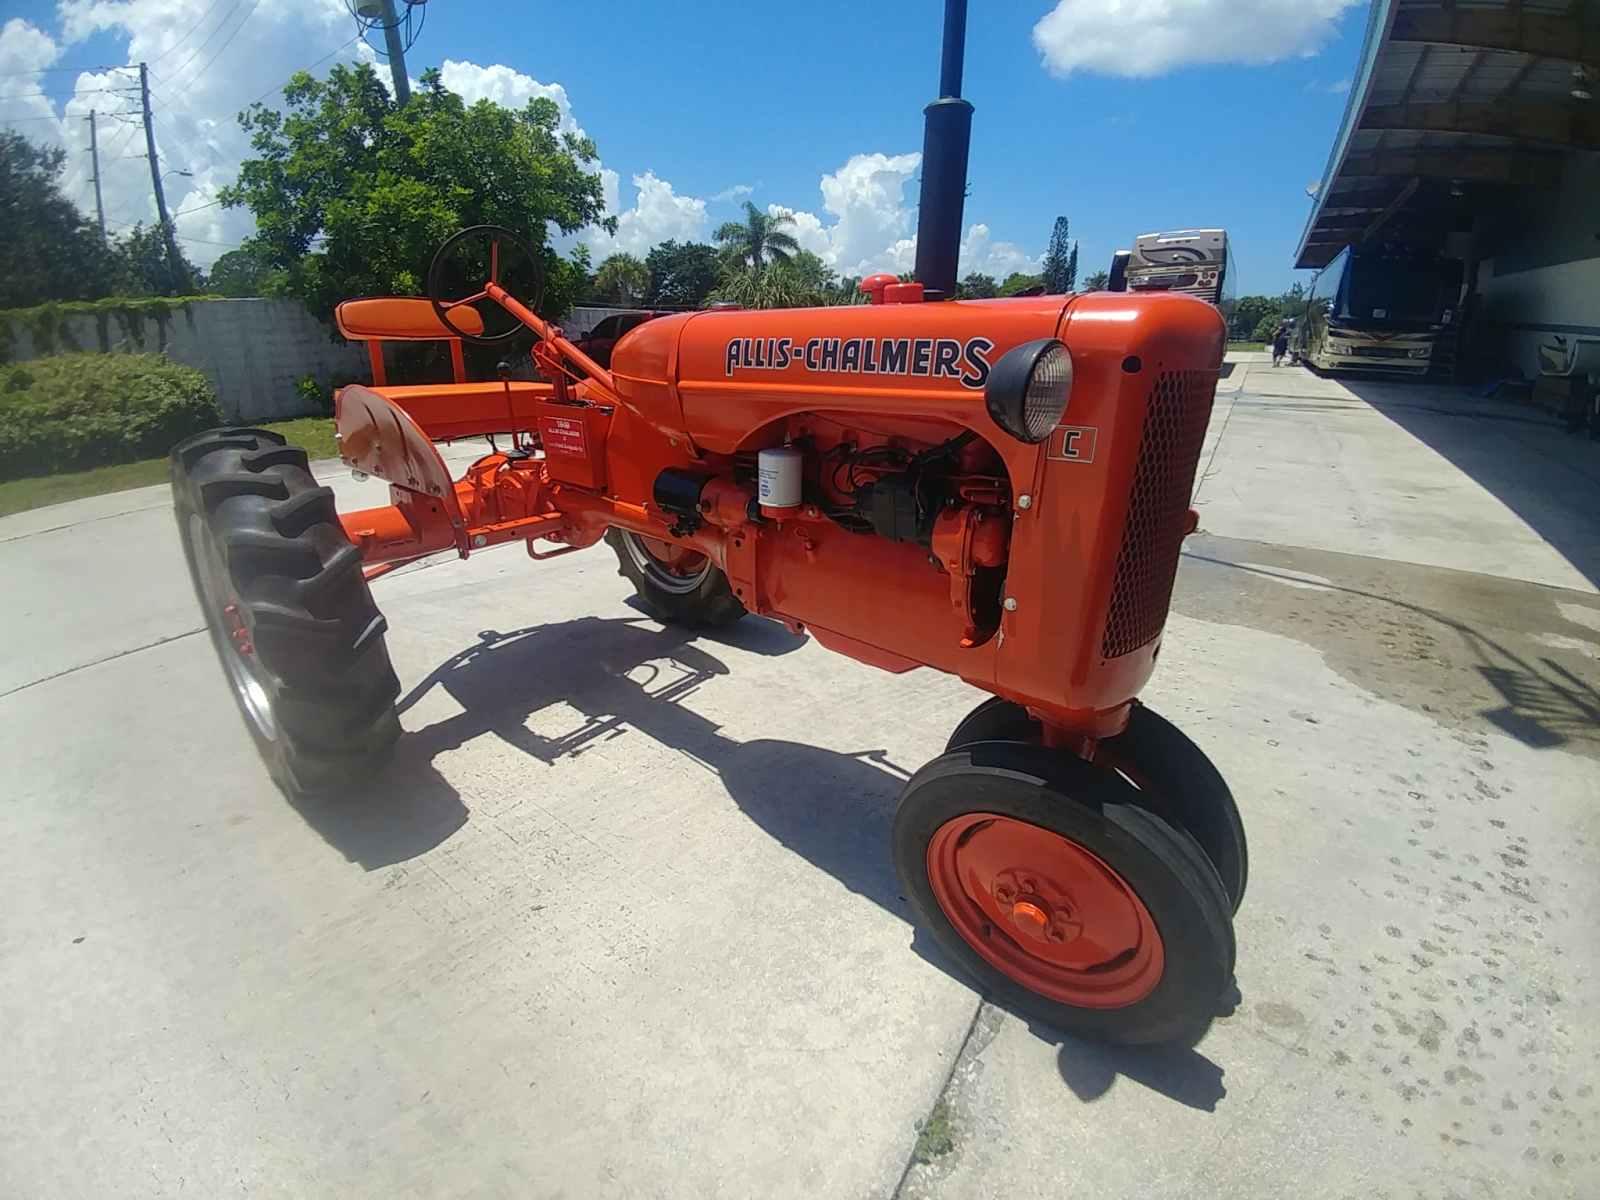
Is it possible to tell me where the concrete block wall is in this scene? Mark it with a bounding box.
[4,298,371,423]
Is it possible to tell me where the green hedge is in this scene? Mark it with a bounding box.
[0,353,222,481]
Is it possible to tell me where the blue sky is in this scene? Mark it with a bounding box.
[1,1,1369,295]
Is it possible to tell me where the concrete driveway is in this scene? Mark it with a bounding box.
[3,362,1598,1199]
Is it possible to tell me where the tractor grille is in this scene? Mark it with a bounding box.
[1100,370,1214,659]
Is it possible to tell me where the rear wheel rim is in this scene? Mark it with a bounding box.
[619,531,713,595]
[926,813,1164,1008]
[190,513,278,742]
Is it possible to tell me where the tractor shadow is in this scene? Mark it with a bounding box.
[309,613,1231,1111]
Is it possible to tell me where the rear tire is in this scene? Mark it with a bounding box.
[606,528,746,628]
[894,743,1234,1046]
[171,427,401,795]
[945,697,1247,913]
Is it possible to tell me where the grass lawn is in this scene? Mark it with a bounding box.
[0,416,341,519]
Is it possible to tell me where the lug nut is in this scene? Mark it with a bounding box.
[1010,901,1049,939]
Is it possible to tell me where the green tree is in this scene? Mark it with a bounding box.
[0,131,121,307]
[1231,295,1283,340]
[1252,314,1286,343]
[1041,216,1079,294]
[1082,269,1109,290]
[714,200,799,272]
[112,222,204,297]
[644,240,721,307]
[222,63,611,322]
[206,241,285,297]
[592,252,649,305]
[777,249,835,292]
[957,272,999,299]
[999,271,1044,296]
[710,251,860,309]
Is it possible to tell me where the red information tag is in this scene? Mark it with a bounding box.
[540,415,587,457]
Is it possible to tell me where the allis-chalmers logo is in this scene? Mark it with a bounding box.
[724,336,995,389]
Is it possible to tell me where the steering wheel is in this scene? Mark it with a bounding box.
[427,224,546,345]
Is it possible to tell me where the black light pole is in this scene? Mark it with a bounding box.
[913,0,973,300]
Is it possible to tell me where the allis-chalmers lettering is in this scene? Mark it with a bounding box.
[724,335,995,388]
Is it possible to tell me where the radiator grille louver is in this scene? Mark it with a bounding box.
[1101,370,1214,659]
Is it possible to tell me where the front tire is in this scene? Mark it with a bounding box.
[946,697,1247,912]
[606,528,746,627]
[171,427,401,795]
[894,744,1234,1046]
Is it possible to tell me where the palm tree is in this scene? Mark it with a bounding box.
[592,253,649,305]
[714,201,800,272]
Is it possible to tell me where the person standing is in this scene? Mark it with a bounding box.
[1271,322,1291,367]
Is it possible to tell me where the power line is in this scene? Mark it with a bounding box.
[147,0,233,68]
[172,198,224,217]
[165,0,263,93]
[102,110,147,158]
[0,64,135,78]
[161,0,250,85]
[0,86,141,100]
[244,34,363,108]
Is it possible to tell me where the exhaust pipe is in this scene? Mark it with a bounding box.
[913,0,973,301]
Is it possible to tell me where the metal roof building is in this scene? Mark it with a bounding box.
[1296,0,1599,379]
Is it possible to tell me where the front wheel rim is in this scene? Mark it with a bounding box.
[619,531,713,595]
[190,514,278,742]
[926,813,1164,1008]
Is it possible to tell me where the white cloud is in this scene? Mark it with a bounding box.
[1329,77,1352,94]
[768,153,1039,281]
[3,3,363,266]
[0,18,68,140]
[437,59,585,138]
[767,151,921,277]
[582,171,707,260]
[959,224,1041,280]
[2,12,1042,283]
[1033,0,1363,78]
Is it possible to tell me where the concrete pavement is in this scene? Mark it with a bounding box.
[3,361,1598,1198]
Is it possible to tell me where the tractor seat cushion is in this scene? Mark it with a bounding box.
[335,297,485,341]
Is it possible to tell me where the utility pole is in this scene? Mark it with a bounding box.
[86,109,106,243]
[138,61,190,293]
[377,0,411,105]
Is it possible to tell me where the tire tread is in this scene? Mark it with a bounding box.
[172,427,399,793]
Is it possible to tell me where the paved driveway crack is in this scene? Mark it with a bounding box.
[0,628,205,701]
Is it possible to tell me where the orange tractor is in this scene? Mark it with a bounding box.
[172,2,1243,1045]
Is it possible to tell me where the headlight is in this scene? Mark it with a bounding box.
[1329,344,1349,355]
[1409,348,1429,359]
[985,338,1073,443]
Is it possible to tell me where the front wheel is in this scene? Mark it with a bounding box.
[606,528,746,627]
[946,697,1247,913]
[894,744,1234,1045]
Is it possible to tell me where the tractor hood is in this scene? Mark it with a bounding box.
[607,296,1075,455]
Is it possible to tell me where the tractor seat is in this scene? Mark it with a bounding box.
[335,297,483,341]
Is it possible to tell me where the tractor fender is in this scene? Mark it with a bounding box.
[334,384,467,539]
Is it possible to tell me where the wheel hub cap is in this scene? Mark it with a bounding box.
[926,813,1164,1008]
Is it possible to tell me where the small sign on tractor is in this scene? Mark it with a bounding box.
[171,0,1244,1046]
